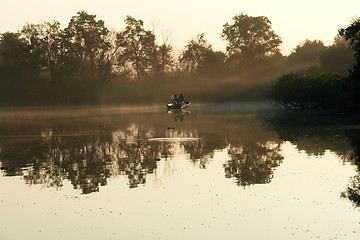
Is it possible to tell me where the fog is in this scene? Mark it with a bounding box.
[0,12,356,106]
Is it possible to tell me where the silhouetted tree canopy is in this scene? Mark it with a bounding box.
[269,18,360,112]
[339,17,360,95]
[0,32,35,79]
[0,32,45,104]
[269,73,350,109]
[21,21,62,83]
[319,36,355,73]
[153,43,174,77]
[0,11,359,106]
[339,17,360,72]
[62,11,111,81]
[116,16,157,79]
[287,40,326,74]
[180,33,225,74]
[221,13,282,61]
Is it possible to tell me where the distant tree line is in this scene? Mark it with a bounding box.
[0,11,356,106]
[269,17,360,111]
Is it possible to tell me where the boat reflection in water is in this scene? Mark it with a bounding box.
[167,108,191,122]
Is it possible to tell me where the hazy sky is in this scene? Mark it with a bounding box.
[1,0,359,54]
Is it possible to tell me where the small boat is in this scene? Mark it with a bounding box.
[166,101,191,109]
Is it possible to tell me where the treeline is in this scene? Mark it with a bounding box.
[269,18,360,111]
[0,11,356,106]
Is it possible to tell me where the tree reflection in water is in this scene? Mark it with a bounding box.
[267,111,360,207]
[182,141,211,169]
[0,123,206,193]
[1,106,359,201]
[224,142,283,186]
[342,136,360,207]
[24,130,115,194]
[110,124,158,188]
[0,106,287,193]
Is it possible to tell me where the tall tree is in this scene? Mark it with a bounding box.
[221,13,282,62]
[21,21,62,84]
[152,43,174,77]
[180,33,224,73]
[62,11,110,81]
[339,17,360,108]
[0,32,37,82]
[116,16,156,79]
[339,17,360,74]
[0,32,44,104]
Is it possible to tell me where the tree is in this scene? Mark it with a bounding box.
[147,26,175,77]
[62,11,111,81]
[221,13,282,62]
[0,32,45,104]
[0,32,37,82]
[152,43,174,77]
[339,17,360,74]
[180,33,224,73]
[287,39,326,74]
[200,50,226,74]
[319,36,355,73]
[269,73,349,109]
[116,16,157,79]
[21,21,62,83]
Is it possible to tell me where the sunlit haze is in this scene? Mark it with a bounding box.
[1,0,359,54]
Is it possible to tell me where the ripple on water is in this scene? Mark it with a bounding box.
[148,137,201,142]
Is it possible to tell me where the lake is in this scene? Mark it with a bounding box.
[0,103,359,240]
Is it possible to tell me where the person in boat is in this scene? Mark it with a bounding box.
[172,94,179,104]
[179,93,185,103]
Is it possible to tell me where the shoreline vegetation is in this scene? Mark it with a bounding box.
[0,12,359,110]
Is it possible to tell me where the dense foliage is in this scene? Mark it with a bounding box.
[269,73,352,109]
[221,13,282,59]
[0,11,357,106]
[269,17,360,111]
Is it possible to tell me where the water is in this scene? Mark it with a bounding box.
[0,103,359,240]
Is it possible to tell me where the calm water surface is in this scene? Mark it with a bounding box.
[0,103,359,240]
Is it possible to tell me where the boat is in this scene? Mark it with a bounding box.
[166,101,191,109]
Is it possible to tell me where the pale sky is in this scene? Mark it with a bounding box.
[0,0,359,54]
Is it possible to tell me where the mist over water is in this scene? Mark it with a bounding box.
[0,103,359,239]
[0,8,360,240]
[0,12,356,107]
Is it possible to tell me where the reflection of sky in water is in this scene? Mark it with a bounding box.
[0,105,359,239]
